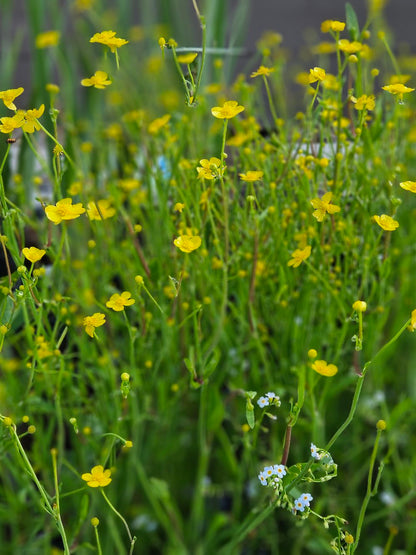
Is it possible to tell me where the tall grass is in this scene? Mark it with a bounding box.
[1,1,416,553]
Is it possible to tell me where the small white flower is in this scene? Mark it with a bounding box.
[294,498,305,512]
[258,472,267,485]
[310,443,321,460]
[263,465,274,478]
[266,391,281,406]
[300,493,313,507]
[273,464,287,478]
[257,396,270,408]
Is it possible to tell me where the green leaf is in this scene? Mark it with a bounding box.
[246,400,255,429]
[203,350,220,379]
[346,2,360,41]
[149,477,170,501]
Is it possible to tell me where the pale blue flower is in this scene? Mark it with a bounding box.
[257,396,269,408]
[300,493,313,507]
[258,471,267,486]
[273,464,287,478]
[310,443,321,460]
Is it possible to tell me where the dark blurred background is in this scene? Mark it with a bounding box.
[2,0,415,94]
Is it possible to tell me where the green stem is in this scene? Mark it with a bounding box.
[263,75,279,128]
[326,317,411,451]
[2,419,70,554]
[100,488,136,551]
[352,428,384,553]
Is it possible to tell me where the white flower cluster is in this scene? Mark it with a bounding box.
[293,493,313,512]
[257,391,281,408]
[310,442,321,460]
[258,464,287,488]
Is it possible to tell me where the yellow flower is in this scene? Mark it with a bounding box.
[312,360,338,377]
[308,67,326,83]
[382,83,414,101]
[174,202,185,212]
[373,214,399,231]
[148,114,170,134]
[90,30,129,53]
[311,192,341,222]
[239,170,263,182]
[338,40,363,54]
[197,158,222,180]
[411,309,416,330]
[287,245,312,268]
[177,52,198,64]
[351,94,375,111]
[46,83,60,94]
[35,31,60,49]
[21,105,45,133]
[74,0,95,12]
[87,200,116,220]
[250,65,275,78]
[174,235,202,253]
[0,112,25,134]
[321,20,345,33]
[22,247,46,263]
[211,100,245,119]
[400,180,416,193]
[81,465,112,487]
[352,300,367,312]
[83,313,106,337]
[45,198,85,224]
[81,71,112,89]
[106,291,135,311]
[0,87,24,110]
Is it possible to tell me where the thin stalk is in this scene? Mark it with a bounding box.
[2,419,70,554]
[351,428,385,553]
[100,488,136,553]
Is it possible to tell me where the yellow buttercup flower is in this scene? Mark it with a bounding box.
[287,245,312,268]
[90,30,128,53]
[177,52,198,64]
[81,71,112,89]
[81,465,112,487]
[400,180,416,193]
[0,112,25,134]
[411,309,416,330]
[373,214,399,231]
[311,192,341,222]
[338,39,363,54]
[351,94,375,111]
[352,300,367,312]
[197,158,222,180]
[211,100,245,119]
[148,114,170,134]
[174,235,202,253]
[21,105,45,133]
[0,87,24,110]
[174,203,185,212]
[308,67,326,84]
[87,200,116,220]
[312,360,338,377]
[382,83,414,102]
[250,65,275,78]
[45,198,86,224]
[35,31,60,49]
[83,313,106,337]
[239,171,264,182]
[106,291,135,311]
[22,247,46,264]
[321,20,345,33]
